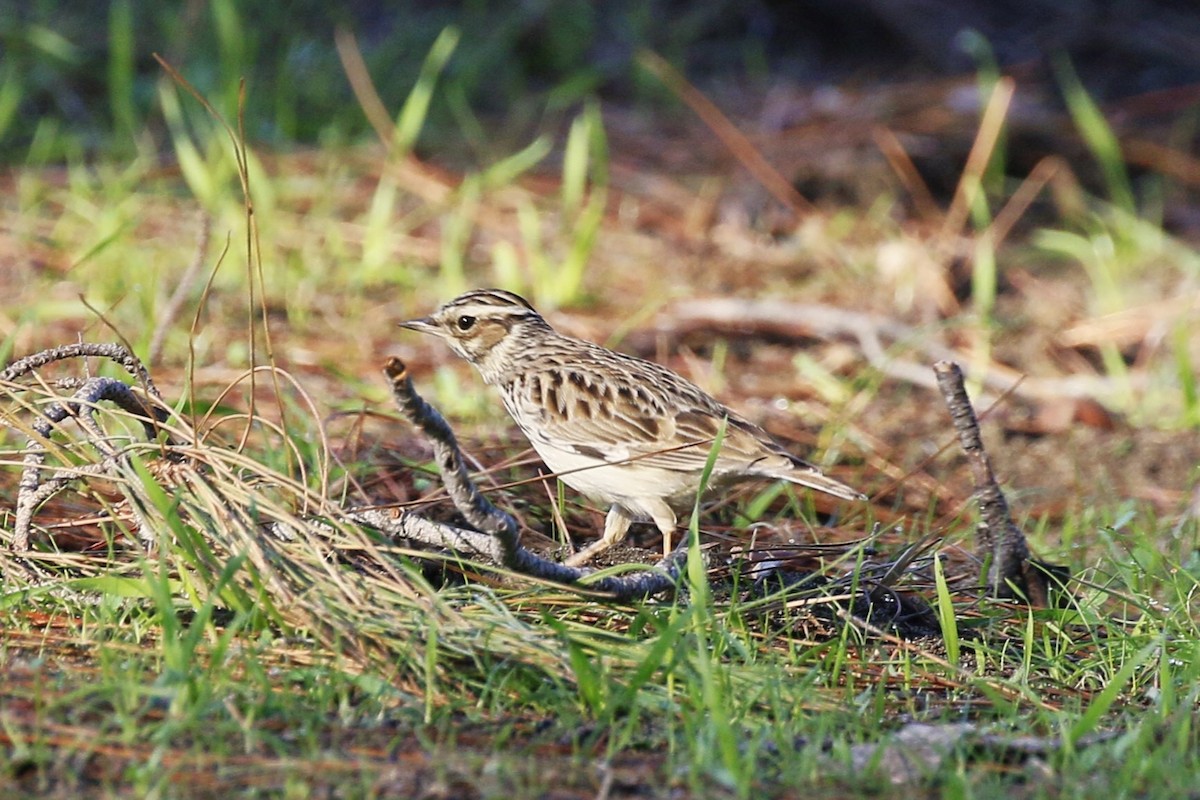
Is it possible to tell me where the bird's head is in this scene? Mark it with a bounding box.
[399,288,550,380]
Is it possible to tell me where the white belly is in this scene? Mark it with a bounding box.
[531,440,701,514]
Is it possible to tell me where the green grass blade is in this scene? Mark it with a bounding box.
[933,555,960,667]
[394,26,461,157]
[1069,638,1161,743]
[107,0,137,146]
[1055,55,1135,214]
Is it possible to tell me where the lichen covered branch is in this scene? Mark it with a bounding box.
[2,342,165,399]
[384,358,691,598]
[10,370,173,552]
[0,343,692,599]
[933,360,1061,603]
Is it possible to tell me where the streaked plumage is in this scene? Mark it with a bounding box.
[400,289,864,565]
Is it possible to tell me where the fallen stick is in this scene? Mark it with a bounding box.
[665,298,1140,403]
[383,357,694,599]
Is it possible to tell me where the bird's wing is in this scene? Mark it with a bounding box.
[514,355,785,473]
[507,344,864,501]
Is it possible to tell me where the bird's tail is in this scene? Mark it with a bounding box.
[780,465,866,502]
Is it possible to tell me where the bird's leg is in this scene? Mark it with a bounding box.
[646,502,678,558]
[564,505,633,567]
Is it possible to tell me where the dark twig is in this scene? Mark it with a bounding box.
[384,358,692,598]
[340,508,510,563]
[933,360,1062,603]
[2,343,690,598]
[11,376,172,552]
[4,344,176,558]
[2,343,163,399]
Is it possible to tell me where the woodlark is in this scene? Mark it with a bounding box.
[400,289,864,566]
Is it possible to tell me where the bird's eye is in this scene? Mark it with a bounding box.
[456,315,476,331]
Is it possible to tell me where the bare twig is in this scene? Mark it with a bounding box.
[665,297,1139,403]
[10,376,171,552]
[2,342,693,599]
[384,358,694,598]
[933,360,1061,603]
[2,342,164,400]
[4,344,176,557]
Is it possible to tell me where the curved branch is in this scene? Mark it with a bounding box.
[384,358,693,598]
[2,342,165,402]
[12,376,171,552]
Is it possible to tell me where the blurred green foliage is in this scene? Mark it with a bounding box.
[0,0,758,163]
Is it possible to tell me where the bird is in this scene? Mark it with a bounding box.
[399,289,864,566]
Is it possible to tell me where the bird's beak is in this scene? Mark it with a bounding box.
[398,317,438,335]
